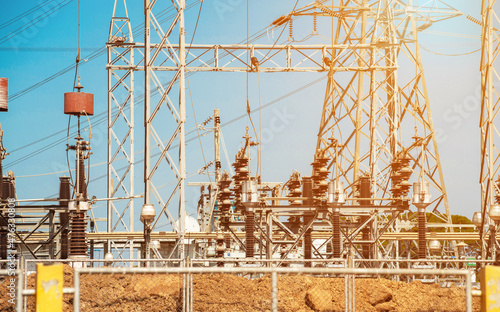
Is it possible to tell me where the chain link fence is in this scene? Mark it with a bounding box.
[70,266,472,312]
[3,259,476,311]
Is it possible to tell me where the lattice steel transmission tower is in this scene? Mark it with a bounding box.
[315,0,460,258]
[480,0,500,260]
[106,0,136,257]
[105,0,462,261]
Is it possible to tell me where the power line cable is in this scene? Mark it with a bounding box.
[15,75,327,179]
[5,6,302,169]
[0,0,56,30]
[0,0,74,46]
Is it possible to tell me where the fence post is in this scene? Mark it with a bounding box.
[465,271,472,312]
[16,270,23,312]
[271,271,278,312]
[73,268,80,312]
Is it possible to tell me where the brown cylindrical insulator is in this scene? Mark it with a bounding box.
[224,233,231,250]
[69,212,87,257]
[418,209,426,259]
[332,210,341,258]
[245,210,254,258]
[77,156,87,199]
[2,177,15,200]
[358,176,372,259]
[359,176,371,205]
[302,177,313,206]
[59,177,71,206]
[59,177,71,259]
[216,234,224,267]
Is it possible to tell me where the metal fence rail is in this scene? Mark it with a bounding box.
[23,258,185,271]
[72,266,473,312]
[189,258,348,267]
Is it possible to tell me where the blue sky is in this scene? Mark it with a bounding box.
[0,0,489,231]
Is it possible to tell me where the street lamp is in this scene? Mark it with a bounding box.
[472,211,483,228]
[104,251,114,266]
[140,204,156,265]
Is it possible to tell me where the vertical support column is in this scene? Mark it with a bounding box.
[359,175,372,259]
[107,0,135,258]
[59,177,70,259]
[178,0,187,261]
[143,0,152,262]
[353,0,368,183]
[129,46,135,260]
[266,212,273,262]
[144,0,151,207]
[271,271,278,312]
[214,109,221,183]
[302,177,313,267]
[48,210,55,259]
[106,42,112,249]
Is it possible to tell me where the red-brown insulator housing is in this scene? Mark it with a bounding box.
[69,212,88,257]
[245,210,255,258]
[332,210,341,258]
[0,78,8,112]
[64,92,94,116]
[418,210,427,259]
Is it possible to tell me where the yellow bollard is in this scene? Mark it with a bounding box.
[36,263,63,312]
[481,265,500,312]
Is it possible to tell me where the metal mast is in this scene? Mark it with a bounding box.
[106,0,135,257]
[144,0,187,258]
[480,0,500,260]
[315,0,460,258]
[104,0,461,261]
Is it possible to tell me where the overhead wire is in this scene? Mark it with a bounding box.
[5,21,291,169]
[187,76,211,183]
[0,0,75,46]
[0,0,56,31]
[19,75,327,184]
[419,44,481,56]
[4,2,202,166]
[260,0,300,64]
[8,1,197,103]
[5,3,305,171]
[185,0,212,184]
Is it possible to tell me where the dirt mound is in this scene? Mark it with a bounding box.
[0,268,481,312]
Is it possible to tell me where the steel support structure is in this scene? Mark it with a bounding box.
[143,0,186,260]
[480,0,500,260]
[106,0,136,260]
[105,0,460,261]
[313,0,460,261]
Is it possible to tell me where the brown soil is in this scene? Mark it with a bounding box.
[0,266,481,312]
